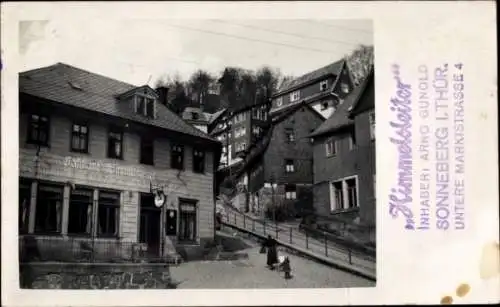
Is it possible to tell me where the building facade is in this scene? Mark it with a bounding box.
[18,63,222,261]
[270,60,354,120]
[240,103,324,217]
[309,69,375,226]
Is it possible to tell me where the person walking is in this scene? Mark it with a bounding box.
[264,235,278,269]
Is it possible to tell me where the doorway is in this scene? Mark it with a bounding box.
[139,193,162,257]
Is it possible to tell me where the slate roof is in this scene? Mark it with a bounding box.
[182,107,210,123]
[19,63,216,142]
[274,59,345,96]
[308,72,370,138]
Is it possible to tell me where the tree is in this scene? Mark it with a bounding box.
[187,69,215,107]
[345,44,374,86]
[155,73,191,115]
[218,67,244,110]
[256,66,281,101]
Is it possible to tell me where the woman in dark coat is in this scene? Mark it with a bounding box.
[264,235,278,269]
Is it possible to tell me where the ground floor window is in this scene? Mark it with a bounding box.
[19,179,31,234]
[19,179,122,236]
[35,183,64,234]
[97,191,120,237]
[68,188,93,235]
[330,176,359,211]
[285,185,297,200]
[178,200,197,243]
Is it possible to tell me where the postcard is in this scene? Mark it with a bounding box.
[1,1,498,306]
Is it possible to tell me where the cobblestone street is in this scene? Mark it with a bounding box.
[170,234,375,289]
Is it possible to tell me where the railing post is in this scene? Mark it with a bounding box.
[263,220,266,235]
[226,212,229,223]
[324,231,328,257]
[348,249,352,264]
[252,219,255,232]
[289,228,292,244]
[275,222,278,239]
[305,231,309,249]
[243,215,246,229]
[234,213,237,225]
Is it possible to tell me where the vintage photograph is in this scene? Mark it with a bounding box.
[18,18,375,289]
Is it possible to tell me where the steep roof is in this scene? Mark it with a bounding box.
[348,67,374,118]
[208,108,227,124]
[308,72,371,138]
[275,59,345,96]
[19,63,216,142]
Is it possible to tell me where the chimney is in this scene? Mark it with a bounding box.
[156,86,169,106]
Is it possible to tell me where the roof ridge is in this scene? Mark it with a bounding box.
[275,59,345,96]
[21,62,139,89]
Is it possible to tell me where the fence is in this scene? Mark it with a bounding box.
[222,210,375,273]
[19,236,177,264]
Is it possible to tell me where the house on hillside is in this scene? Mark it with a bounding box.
[270,59,355,120]
[236,102,324,217]
[181,107,211,133]
[309,68,375,227]
[18,62,222,262]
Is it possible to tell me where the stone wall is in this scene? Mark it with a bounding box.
[20,262,175,289]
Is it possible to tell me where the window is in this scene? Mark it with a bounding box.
[285,185,297,200]
[68,188,93,235]
[27,114,50,146]
[369,111,375,140]
[71,123,89,153]
[236,142,247,152]
[341,83,350,94]
[191,112,199,120]
[136,96,155,118]
[193,148,205,173]
[140,137,155,165]
[107,128,123,159]
[285,128,295,142]
[171,144,184,170]
[136,96,146,115]
[349,133,356,150]
[19,180,31,234]
[178,200,197,242]
[290,91,300,102]
[321,101,330,110]
[97,191,120,237]
[276,97,283,107]
[330,177,359,211]
[346,178,358,208]
[146,98,155,117]
[285,159,295,173]
[320,80,328,91]
[34,184,63,234]
[325,138,337,157]
[331,181,344,211]
[235,127,246,138]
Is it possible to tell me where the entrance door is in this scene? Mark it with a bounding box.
[139,193,162,257]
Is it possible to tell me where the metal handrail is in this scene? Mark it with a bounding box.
[223,210,375,271]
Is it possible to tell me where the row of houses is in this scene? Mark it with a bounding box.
[17,59,375,262]
[206,60,376,228]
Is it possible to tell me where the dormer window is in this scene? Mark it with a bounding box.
[192,112,199,120]
[340,83,350,94]
[320,80,328,91]
[290,91,300,102]
[135,95,155,118]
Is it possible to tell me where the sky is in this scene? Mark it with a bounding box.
[19,19,373,87]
